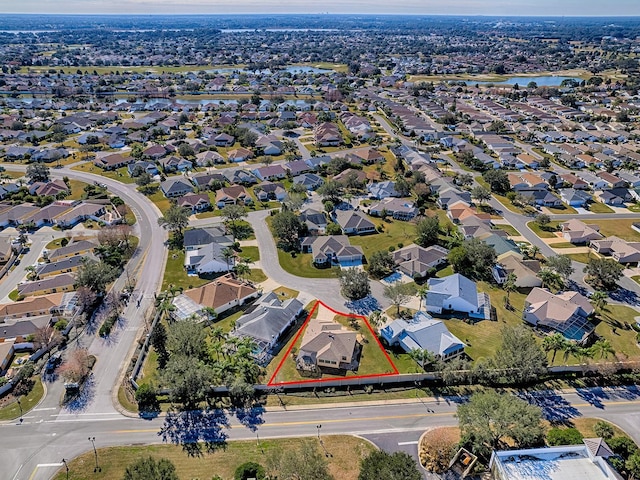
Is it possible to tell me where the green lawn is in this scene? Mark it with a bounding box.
[442,281,528,362]
[161,249,211,291]
[595,305,640,361]
[273,286,299,300]
[246,268,267,284]
[52,436,374,480]
[493,224,520,236]
[566,252,599,264]
[552,242,578,249]
[588,202,614,214]
[586,219,640,242]
[71,162,136,184]
[145,186,172,213]
[0,378,44,421]
[547,205,578,215]
[349,218,417,257]
[527,221,561,239]
[268,306,395,384]
[238,245,260,262]
[436,265,454,278]
[66,179,91,200]
[277,250,338,278]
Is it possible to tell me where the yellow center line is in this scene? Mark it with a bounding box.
[111,411,454,434]
[109,399,640,435]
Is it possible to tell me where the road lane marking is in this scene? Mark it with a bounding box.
[398,441,419,445]
[33,407,56,411]
[111,411,455,434]
[28,464,63,480]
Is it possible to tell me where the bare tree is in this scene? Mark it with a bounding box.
[34,324,63,358]
[59,348,92,383]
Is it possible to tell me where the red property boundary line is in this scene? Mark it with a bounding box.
[267,300,400,387]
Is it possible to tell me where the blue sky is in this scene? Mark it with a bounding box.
[2,0,640,16]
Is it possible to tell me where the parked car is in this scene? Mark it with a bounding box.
[45,354,61,374]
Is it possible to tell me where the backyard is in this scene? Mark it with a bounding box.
[277,250,338,278]
[72,162,137,184]
[161,249,211,291]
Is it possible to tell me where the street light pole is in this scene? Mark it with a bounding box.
[316,424,321,439]
[16,397,23,423]
[88,437,101,472]
[61,458,69,480]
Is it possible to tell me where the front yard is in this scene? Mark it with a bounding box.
[72,162,137,184]
[277,250,338,278]
[162,249,211,291]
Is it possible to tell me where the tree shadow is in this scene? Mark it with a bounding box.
[159,407,230,457]
[609,287,639,307]
[345,296,380,315]
[232,404,265,432]
[517,390,581,423]
[575,388,605,409]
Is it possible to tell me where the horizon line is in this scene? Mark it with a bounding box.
[2,12,640,18]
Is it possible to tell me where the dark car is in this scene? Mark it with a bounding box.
[45,354,61,373]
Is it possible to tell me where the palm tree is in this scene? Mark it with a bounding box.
[563,341,582,363]
[590,291,608,313]
[538,269,563,291]
[543,333,568,363]
[503,272,517,308]
[416,285,429,311]
[529,245,541,260]
[408,348,435,370]
[222,247,236,272]
[234,261,251,282]
[590,339,615,359]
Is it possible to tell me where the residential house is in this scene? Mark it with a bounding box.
[0,292,71,320]
[530,190,562,207]
[523,287,595,342]
[492,252,542,288]
[559,188,592,207]
[183,226,233,251]
[177,193,212,213]
[172,273,259,320]
[0,237,14,263]
[93,153,132,170]
[223,169,258,185]
[127,160,158,177]
[252,164,287,181]
[29,179,69,197]
[425,273,490,320]
[559,173,589,190]
[17,273,75,297]
[0,340,14,375]
[195,150,226,166]
[368,181,401,200]
[159,156,192,173]
[191,172,227,190]
[299,209,328,235]
[143,144,169,160]
[46,240,96,262]
[369,198,418,220]
[256,135,283,155]
[227,147,253,162]
[233,293,304,362]
[301,235,364,267]
[351,147,384,164]
[597,188,631,205]
[334,210,376,235]
[284,160,310,177]
[215,185,252,208]
[437,188,472,210]
[297,314,360,372]
[334,168,367,186]
[314,122,342,146]
[596,171,627,189]
[184,242,235,274]
[392,244,450,278]
[293,173,324,191]
[35,254,92,279]
[212,132,235,147]
[381,311,465,361]
[577,171,608,190]
[55,202,111,229]
[590,236,640,264]
[254,181,287,202]
[561,219,603,244]
[160,177,194,198]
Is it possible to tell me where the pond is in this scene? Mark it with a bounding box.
[206,65,332,75]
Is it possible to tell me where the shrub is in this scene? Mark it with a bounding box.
[234,462,265,480]
[547,427,583,446]
[594,421,615,440]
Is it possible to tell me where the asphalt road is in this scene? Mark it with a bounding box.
[4,386,640,480]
